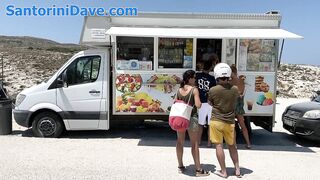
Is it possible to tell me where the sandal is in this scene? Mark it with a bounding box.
[235,172,243,178]
[235,169,243,178]
[178,166,186,174]
[196,169,210,177]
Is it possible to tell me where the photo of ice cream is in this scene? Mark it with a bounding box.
[242,73,275,114]
[256,92,274,106]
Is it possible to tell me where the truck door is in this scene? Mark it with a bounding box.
[57,52,105,130]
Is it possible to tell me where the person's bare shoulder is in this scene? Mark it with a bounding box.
[193,87,200,94]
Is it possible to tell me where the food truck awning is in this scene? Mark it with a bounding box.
[106,27,303,39]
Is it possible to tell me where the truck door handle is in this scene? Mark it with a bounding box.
[89,90,100,94]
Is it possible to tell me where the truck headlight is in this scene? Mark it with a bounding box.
[15,94,26,106]
[303,110,320,119]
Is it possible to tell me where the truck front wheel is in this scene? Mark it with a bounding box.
[32,111,64,138]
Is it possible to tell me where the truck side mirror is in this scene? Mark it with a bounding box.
[56,78,64,88]
[57,71,68,88]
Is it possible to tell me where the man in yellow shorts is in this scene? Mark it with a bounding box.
[208,63,241,178]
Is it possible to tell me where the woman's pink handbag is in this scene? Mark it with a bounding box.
[169,88,194,131]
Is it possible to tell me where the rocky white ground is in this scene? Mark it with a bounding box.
[277,64,320,98]
[0,36,84,99]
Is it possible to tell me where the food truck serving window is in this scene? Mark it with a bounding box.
[238,39,277,72]
[158,38,193,69]
[116,36,154,71]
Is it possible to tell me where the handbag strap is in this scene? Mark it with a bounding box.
[187,87,195,104]
[175,87,195,104]
[174,89,179,100]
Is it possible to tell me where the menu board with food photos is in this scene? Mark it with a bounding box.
[226,39,236,66]
[238,72,275,115]
[239,39,277,72]
[114,73,182,114]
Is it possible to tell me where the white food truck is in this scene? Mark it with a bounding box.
[13,11,302,137]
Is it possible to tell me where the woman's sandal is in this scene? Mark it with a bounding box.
[178,166,186,174]
[235,169,243,178]
[235,173,243,178]
[195,169,210,177]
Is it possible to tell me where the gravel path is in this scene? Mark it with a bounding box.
[1,98,320,180]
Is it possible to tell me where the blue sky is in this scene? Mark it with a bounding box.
[0,0,318,65]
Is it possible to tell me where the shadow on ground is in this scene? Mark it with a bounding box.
[179,164,253,178]
[11,120,320,152]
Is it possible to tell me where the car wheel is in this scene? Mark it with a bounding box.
[32,111,64,138]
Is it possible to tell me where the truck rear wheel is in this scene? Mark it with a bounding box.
[32,111,64,138]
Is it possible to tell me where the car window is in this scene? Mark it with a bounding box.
[65,56,101,86]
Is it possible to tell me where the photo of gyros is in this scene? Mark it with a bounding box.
[146,74,182,93]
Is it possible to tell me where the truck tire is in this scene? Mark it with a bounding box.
[32,111,64,138]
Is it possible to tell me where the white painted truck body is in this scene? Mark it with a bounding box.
[13,12,302,137]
